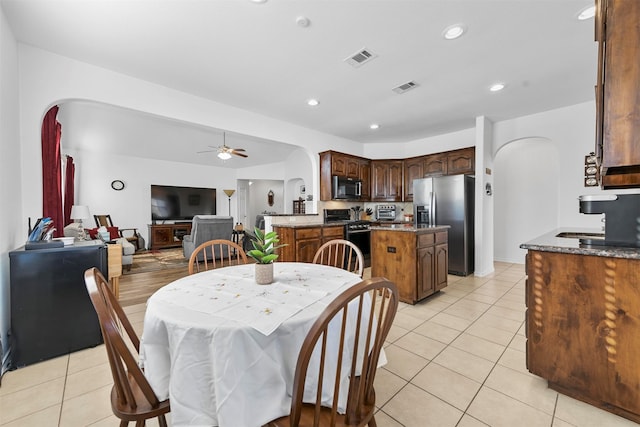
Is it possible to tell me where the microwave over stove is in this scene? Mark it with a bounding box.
[332,176,362,200]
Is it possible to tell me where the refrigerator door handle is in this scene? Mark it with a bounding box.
[431,191,436,225]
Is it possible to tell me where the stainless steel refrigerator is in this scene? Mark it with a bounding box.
[413,175,475,276]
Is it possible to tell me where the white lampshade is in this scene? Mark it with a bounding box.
[70,205,90,220]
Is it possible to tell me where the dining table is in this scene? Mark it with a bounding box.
[139,262,382,427]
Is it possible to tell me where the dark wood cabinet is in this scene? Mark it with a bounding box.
[319,151,370,201]
[424,148,474,177]
[447,148,475,175]
[148,223,192,250]
[274,225,344,263]
[423,153,448,177]
[596,0,640,189]
[371,160,403,201]
[524,249,640,423]
[371,227,448,304]
[320,147,474,202]
[403,157,424,201]
[359,159,371,200]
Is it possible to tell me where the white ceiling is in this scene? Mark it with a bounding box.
[2,0,597,166]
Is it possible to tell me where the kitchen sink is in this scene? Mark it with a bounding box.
[556,231,606,246]
[555,231,605,240]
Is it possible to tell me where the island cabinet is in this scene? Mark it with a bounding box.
[371,160,403,202]
[595,0,640,189]
[371,227,448,304]
[319,151,371,201]
[524,250,640,423]
[274,224,344,263]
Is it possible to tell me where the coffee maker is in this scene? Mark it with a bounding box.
[579,194,640,248]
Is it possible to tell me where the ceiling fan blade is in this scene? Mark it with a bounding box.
[197,150,216,154]
[232,151,248,158]
[232,148,246,152]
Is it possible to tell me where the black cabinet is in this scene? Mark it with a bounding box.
[9,241,106,369]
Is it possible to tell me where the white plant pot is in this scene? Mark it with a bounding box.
[255,263,274,285]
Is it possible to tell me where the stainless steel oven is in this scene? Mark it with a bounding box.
[324,209,371,265]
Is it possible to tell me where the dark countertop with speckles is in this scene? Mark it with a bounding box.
[520,228,640,259]
[370,224,450,233]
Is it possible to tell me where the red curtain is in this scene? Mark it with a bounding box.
[63,155,75,226]
[41,106,63,237]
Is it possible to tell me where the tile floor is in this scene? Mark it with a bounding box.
[1,262,638,426]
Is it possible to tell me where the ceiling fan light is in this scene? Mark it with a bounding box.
[218,151,232,160]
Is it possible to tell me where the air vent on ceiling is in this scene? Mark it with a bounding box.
[392,81,419,94]
[344,48,377,68]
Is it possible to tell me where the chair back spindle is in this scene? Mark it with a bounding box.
[188,239,248,274]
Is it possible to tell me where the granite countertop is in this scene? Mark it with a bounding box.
[520,228,640,259]
[370,224,450,233]
[272,222,343,229]
[266,214,319,217]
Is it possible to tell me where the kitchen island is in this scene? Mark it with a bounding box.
[273,223,344,263]
[520,229,640,423]
[371,224,449,304]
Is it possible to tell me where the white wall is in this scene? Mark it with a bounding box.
[64,148,241,246]
[0,7,22,374]
[16,44,361,238]
[363,128,475,159]
[249,180,284,219]
[493,138,559,263]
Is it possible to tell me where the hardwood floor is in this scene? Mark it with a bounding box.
[118,265,190,307]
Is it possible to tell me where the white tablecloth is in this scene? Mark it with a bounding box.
[140,262,379,427]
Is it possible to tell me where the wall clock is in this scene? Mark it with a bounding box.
[111,180,125,191]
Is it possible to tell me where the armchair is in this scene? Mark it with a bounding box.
[94,214,140,250]
[182,215,234,261]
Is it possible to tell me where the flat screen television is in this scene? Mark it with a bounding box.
[151,185,216,221]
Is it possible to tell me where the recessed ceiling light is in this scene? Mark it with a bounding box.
[577,5,596,20]
[296,16,310,27]
[307,99,319,106]
[489,83,506,92]
[370,123,380,130]
[443,24,466,40]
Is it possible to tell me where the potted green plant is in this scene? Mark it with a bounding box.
[246,228,286,284]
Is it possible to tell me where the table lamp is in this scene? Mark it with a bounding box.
[70,205,90,240]
[223,189,235,216]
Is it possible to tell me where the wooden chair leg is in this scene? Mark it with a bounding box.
[111,277,120,300]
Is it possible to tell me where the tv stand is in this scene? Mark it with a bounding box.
[148,223,192,250]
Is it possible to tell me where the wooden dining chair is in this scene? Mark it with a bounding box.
[313,239,365,277]
[188,238,248,274]
[264,277,398,427]
[83,267,170,426]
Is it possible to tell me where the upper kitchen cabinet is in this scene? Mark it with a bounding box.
[423,147,475,178]
[447,147,475,175]
[319,150,370,201]
[423,153,448,177]
[403,157,424,201]
[372,160,403,201]
[596,0,640,189]
[359,159,371,200]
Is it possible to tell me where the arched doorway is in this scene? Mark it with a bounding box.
[493,137,559,263]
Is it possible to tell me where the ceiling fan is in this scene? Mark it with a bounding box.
[197,132,248,160]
